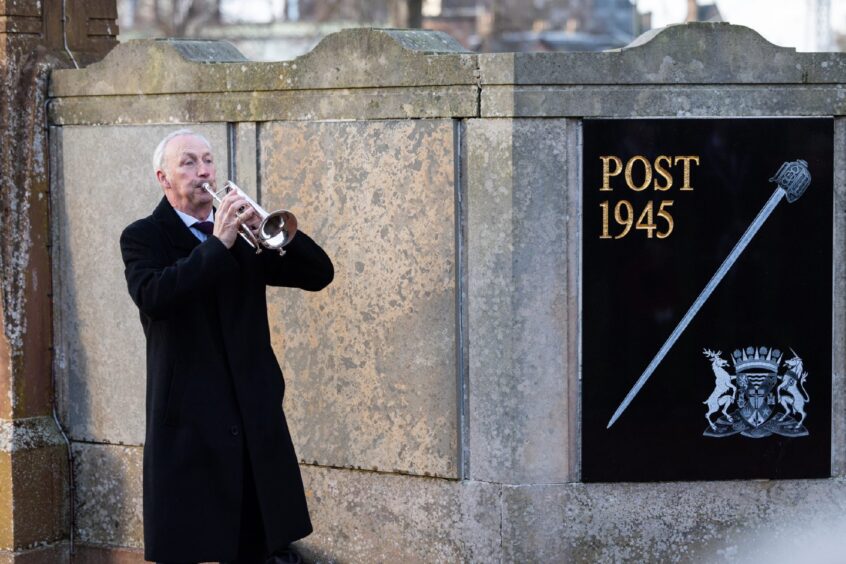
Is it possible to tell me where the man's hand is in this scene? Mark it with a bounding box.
[213,189,258,249]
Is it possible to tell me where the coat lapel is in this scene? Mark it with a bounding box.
[152,196,202,253]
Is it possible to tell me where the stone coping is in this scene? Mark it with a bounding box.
[50,24,846,101]
[49,28,477,98]
[479,22,846,85]
[47,24,846,123]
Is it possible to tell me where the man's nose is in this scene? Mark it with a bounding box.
[198,162,212,177]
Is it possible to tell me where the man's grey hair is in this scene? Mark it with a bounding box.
[152,128,212,178]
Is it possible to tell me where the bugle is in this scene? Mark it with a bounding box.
[201,181,298,256]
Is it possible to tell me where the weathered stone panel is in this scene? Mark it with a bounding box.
[72,443,143,549]
[260,120,459,479]
[466,118,576,484]
[53,124,229,446]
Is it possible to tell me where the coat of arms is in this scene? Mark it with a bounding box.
[702,346,810,438]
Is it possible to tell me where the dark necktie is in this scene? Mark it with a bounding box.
[192,221,214,236]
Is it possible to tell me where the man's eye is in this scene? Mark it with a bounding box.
[183,160,194,166]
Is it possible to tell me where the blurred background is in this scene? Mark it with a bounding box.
[116,0,846,61]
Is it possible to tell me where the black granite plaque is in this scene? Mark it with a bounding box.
[582,118,833,482]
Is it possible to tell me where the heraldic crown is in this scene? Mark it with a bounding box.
[732,346,781,373]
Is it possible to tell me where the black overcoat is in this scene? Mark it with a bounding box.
[120,197,333,562]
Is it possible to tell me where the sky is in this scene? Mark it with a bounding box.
[636,0,846,51]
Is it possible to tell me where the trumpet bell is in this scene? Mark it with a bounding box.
[260,210,298,250]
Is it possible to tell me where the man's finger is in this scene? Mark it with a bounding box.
[219,191,243,215]
[217,193,236,218]
[225,198,246,218]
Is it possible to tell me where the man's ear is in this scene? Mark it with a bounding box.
[156,169,170,190]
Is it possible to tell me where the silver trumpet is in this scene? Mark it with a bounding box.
[201,181,298,255]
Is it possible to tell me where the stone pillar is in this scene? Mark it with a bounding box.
[0,0,117,560]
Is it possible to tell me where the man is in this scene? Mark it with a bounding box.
[120,129,333,563]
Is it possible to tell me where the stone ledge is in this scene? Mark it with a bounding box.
[0,417,65,453]
[501,479,846,562]
[48,85,479,125]
[45,443,846,562]
[481,84,846,117]
[479,22,846,86]
[0,542,144,564]
[0,542,69,564]
[69,444,500,560]
[70,543,144,564]
[49,28,477,98]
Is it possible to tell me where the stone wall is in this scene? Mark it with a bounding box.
[48,24,846,562]
[0,1,118,561]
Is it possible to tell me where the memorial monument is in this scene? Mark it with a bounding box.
[1,14,843,563]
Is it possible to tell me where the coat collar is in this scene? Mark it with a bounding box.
[152,196,203,252]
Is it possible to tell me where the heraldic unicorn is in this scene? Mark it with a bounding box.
[702,346,810,438]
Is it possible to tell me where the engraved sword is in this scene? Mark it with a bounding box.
[607,159,812,429]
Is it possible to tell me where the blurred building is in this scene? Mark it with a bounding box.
[118,0,723,60]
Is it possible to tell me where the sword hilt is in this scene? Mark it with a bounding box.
[770,159,811,203]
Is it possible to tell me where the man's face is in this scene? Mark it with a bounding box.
[157,134,216,218]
